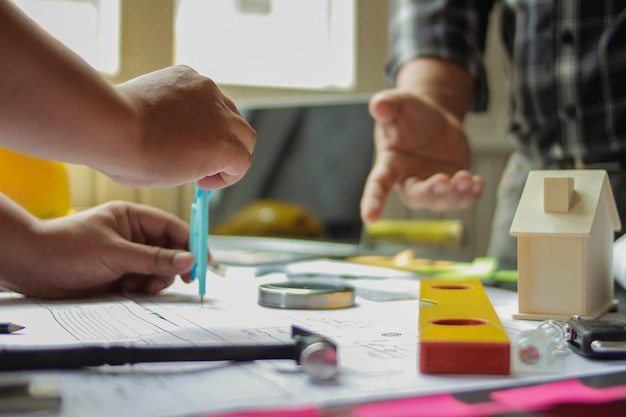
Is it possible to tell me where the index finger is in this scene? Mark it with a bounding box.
[230,114,256,156]
[360,159,396,224]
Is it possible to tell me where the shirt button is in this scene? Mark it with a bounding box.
[561,30,574,44]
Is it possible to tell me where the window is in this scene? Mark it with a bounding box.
[13,0,120,75]
[174,0,355,90]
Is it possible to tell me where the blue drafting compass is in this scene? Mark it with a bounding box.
[190,183,211,304]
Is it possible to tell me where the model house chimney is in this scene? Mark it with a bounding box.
[543,176,574,213]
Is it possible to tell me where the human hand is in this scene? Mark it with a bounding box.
[13,201,195,299]
[108,65,256,189]
[360,90,484,223]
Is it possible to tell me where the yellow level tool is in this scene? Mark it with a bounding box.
[419,278,510,375]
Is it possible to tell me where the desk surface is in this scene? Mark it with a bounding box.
[2,259,626,417]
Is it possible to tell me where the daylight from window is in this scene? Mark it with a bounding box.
[174,0,355,89]
[13,0,120,75]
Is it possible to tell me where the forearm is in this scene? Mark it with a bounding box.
[0,2,140,169]
[396,57,474,123]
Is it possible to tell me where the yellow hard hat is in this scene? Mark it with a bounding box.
[212,199,325,238]
[0,146,73,219]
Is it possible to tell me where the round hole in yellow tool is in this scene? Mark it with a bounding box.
[430,318,490,326]
[428,283,474,290]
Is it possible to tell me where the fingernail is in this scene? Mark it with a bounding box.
[456,181,470,192]
[432,183,448,195]
[173,252,194,271]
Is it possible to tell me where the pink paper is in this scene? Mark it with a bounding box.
[209,379,626,417]
[351,393,507,417]
[491,379,626,409]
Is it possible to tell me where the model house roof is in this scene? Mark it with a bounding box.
[510,170,621,236]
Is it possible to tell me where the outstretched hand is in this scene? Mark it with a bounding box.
[360,90,484,223]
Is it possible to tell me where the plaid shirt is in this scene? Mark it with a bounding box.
[386,0,626,165]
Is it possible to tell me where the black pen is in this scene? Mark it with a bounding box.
[0,322,24,334]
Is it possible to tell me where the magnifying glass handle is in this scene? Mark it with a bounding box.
[0,327,338,381]
[0,344,294,370]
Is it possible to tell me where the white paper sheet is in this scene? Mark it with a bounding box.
[1,259,626,417]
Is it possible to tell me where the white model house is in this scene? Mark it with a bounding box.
[510,170,621,320]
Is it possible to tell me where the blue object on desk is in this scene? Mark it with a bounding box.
[190,184,211,302]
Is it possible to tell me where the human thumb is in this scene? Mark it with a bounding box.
[171,251,196,273]
[368,90,402,124]
[127,244,195,277]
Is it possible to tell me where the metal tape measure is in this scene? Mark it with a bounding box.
[258,282,355,309]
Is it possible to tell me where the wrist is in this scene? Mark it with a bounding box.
[396,57,473,122]
[0,195,43,295]
[88,90,144,185]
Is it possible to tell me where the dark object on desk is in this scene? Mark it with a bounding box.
[565,316,626,359]
[0,374,61,414]
[0,322,24,334]
[0,325,338,381]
